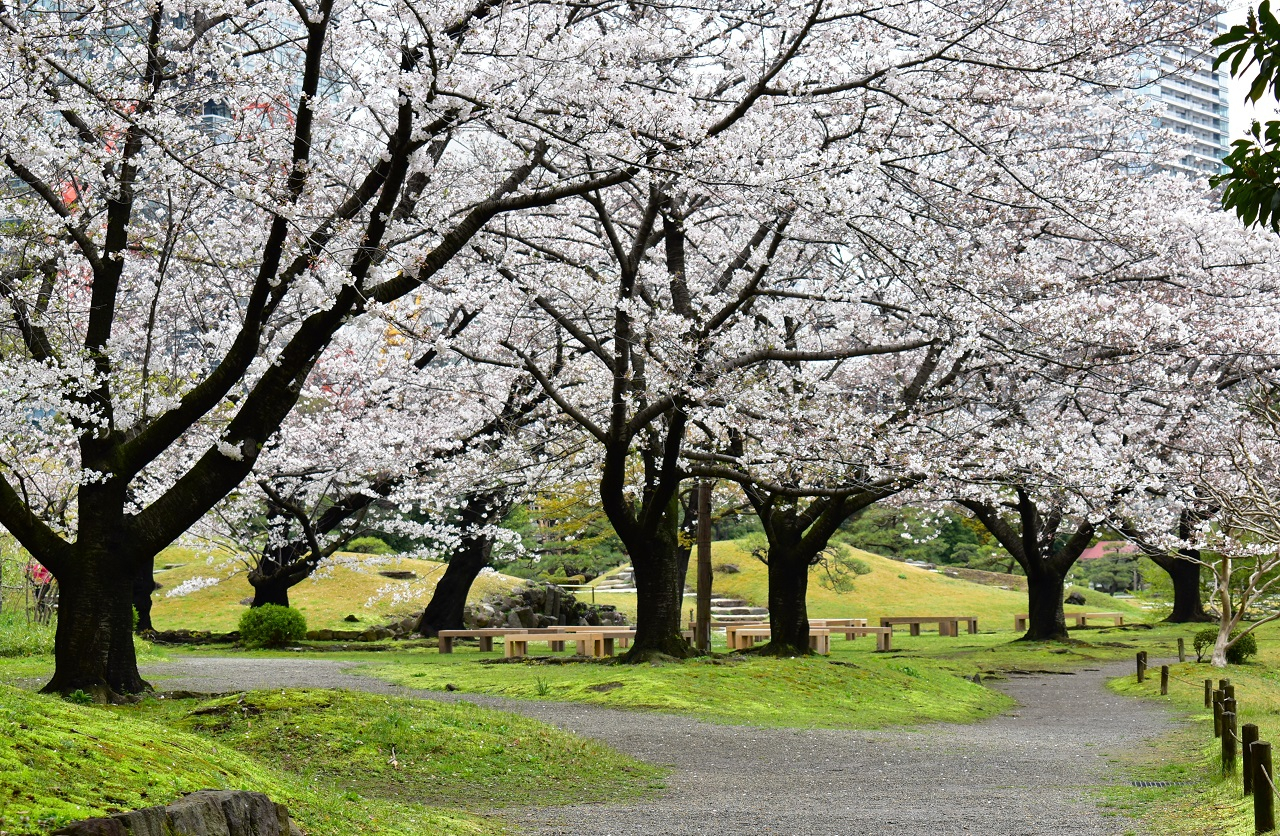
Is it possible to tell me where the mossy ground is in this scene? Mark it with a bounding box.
[0,683,664,836]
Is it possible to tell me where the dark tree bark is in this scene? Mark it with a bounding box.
[1119,513,1212,624]
[131,553,157,633]
[42,483,151,700]
[742,488,891,656]
[622,495,695,659]
[416,491,507,636]
[959,490,1093,642]
[1154,554,1212,623]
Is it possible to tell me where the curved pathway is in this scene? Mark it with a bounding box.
[143,657,1177,835]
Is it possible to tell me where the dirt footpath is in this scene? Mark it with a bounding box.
[144,657,1177,836]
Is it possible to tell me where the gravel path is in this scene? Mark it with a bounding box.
[143,656,1176,835]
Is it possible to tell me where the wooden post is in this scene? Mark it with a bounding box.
[1245,724,1260,796]
[1255,741,1275,833]
[1206,679,1213,708]
[1227,684,1237,702]
[695,480,713,654]
[1214,690,1223,738]
[1161,665,1169,696]
[1223,705,1237,775]
[1178,637,1186,663]
[1137,652,1146,682]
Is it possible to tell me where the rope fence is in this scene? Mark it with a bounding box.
[1135,649,1277,832]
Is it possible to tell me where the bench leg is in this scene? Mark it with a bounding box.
[602,637,615,657]
[968,621,978,634]
[439,637,453,654]
[551,640,566,652]
[504,640,527,659]
[479,637,493,652]
[909,623,921,636]
[876,633,890,652]
[813,636,829,655]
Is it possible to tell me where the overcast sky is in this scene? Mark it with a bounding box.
[1224,2,1278,138]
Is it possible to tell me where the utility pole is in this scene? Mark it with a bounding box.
[696,480,714,653]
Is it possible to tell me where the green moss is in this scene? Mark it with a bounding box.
[361,651,1012,729]
[0,683,663,835]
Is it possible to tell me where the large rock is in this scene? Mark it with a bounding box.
[464,580,629,629]
[53,790,303,836]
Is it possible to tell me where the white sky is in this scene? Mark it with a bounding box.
[1224,2,1280,137]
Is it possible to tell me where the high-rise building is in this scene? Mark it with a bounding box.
[1148,18,1231,176]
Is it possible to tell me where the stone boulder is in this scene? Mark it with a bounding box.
[463,580,628,629]
[1065,591,1087,605]
[53,790,303,836]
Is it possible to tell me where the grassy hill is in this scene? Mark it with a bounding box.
[152,538,1148,634]
[150,547,523,632]
[589,540,1147,631]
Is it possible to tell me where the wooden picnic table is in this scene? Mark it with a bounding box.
[879,616,978,637]
[1014,612,1125,631]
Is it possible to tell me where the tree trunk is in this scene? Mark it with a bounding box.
[249,577,291,608]
[131,553,156,633]
[759,543,811,656]
[1152,554,1212,623]
[416,537,491,636]
[43,546,149,700]
[623,523,697,661]
[1021,562,1069,641]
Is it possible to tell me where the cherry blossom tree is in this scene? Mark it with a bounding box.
[0,0,828,697]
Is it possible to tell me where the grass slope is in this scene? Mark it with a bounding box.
[1105,620,1280,835]
[151,547,522,632]
[678,541,1147,629]
[0,684,663,835]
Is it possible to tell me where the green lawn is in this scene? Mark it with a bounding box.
[590,541,1148,629]
[148,547,524,632]
[1103,620,1280,835]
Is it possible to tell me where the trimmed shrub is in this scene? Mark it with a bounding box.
[1193,627,1259,664]
[346,536,394,555]
[1228,631,1259,665]
[238,604,307,648]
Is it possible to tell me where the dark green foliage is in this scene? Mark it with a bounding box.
[1213,2,1280,230]
[840,506,1014,570]
[815,553,872,593]
[1193,628,1260,664]
[239,604,307,648]
[346,536,394,555]
[1072,555,1139,594]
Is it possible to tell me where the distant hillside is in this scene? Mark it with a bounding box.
[673,541,1145,631]
[149,547,523,632]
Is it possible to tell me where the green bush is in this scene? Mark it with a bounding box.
[1193,627,1259,664]
[238,604,307,648]
[346,536,394,555]
[1229,631,1259,665]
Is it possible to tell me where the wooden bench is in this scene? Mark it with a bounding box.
[809,618,868,628]
[438,628,527,653]
[823,625,893,652]
[879,616,978,637]
[729,627,831,654]
[1014,612,1125,631]
[558,626,634,648]
[504,632,612,658]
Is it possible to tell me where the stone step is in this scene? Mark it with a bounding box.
[709,598,747,607]
[711,606,768,615]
